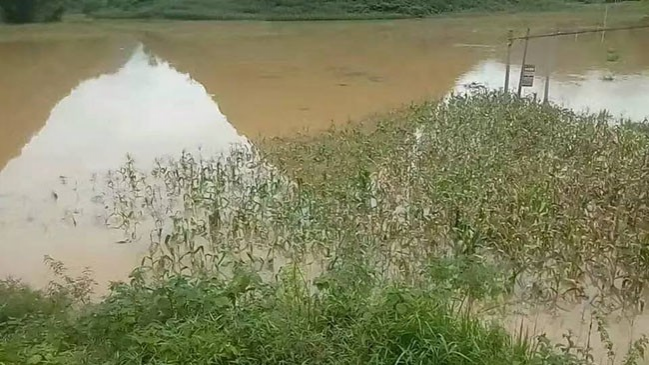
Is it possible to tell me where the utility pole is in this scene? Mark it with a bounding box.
[504,30,514,92]
[517,28,531,97]
[543,34,555,104]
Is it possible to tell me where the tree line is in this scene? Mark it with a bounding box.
[0,0,643,24]
[0,0,65,23]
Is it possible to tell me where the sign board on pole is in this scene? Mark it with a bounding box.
[521,64,535,87]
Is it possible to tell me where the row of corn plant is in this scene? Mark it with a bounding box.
[103,92,649,316]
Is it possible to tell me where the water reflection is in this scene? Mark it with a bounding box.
[0,45,247,287]
[454,59,649,121]
[0,37,131,171]
[143,22,479,137]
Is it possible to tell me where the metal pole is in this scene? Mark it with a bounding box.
[504,30,513,92]
[517,28,531,97]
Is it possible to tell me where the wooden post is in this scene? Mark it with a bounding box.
[601,4,609,43]
[543,71,551,103]
[517,28,531,97]
[504,30,513,92]
[543,34,553,103]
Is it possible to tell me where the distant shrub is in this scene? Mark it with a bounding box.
[0,0,65,23]
[104,0,157,10]
[81,0,107,14]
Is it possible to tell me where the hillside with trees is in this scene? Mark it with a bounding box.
[2,0,639,23]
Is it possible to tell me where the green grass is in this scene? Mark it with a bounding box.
[3,93,649,363]
[0,265,565,364]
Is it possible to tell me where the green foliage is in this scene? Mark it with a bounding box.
[0,259,96,364]
[607,49,621,62]
[0,280,62,325]
[3,93,649,363]
[622,120,649,135]
[100,91,649,315]
[0,0,65,23]
[262,92,649,313]
[84,0,577,20]
[0,263,587,364]
[0,258,94,329]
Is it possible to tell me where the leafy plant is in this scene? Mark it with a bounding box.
[0,0,65,23]
[3,93,649,364]
[84,0,582,20]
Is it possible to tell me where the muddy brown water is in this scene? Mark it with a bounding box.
[1,11,649,361]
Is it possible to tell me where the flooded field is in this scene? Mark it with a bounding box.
[1,9,649,362]
[0,9,648,285]
[1,10,648,286]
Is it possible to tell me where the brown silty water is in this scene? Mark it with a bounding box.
[1,9,649,363]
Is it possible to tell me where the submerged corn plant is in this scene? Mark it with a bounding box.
[94,92,649,364]
[102,92,649,318]
[102,145,302,280]
[260,91,649,314]
[5,92,649,364]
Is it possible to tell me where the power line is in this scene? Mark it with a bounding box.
[510,23,649,41]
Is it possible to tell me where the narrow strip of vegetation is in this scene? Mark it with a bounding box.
[81,0,610,21]
[2,93,649,364]
[0,0,622,23]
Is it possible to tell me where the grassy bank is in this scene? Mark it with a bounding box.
[83,0,598,21]
[3,93,649,364]
[0,262,569,364]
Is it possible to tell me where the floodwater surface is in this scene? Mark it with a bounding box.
[1,11,649,360]
[1,11,648,286]
[1,11,649,285]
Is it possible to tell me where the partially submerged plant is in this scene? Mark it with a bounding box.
[606,49,620,63]
[9,91,640,364]
[104,92,649,316]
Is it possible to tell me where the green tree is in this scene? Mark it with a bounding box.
[0,0,65,23]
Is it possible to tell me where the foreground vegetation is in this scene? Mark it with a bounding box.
[0,260,573,364]
[3,93,649,364]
